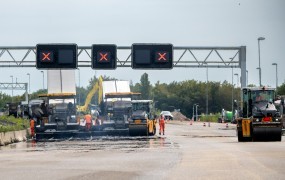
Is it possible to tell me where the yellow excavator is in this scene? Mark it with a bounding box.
[77,76,103,113]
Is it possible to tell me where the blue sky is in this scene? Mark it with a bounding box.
[1,0,285,95]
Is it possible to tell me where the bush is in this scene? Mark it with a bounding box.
[199,113,220,122]
[0,116,29,133]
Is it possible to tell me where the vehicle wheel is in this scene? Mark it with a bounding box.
[237,130,245,142]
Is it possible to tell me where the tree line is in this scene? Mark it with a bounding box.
[1,73,285,118]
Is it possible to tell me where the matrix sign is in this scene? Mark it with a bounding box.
[36,44,78,69]
[131,44,173,69]
[92,44,117,69]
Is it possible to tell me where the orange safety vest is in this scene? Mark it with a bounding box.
[159,117,165,124]
[85,114,92,124]
[30,119,35,128]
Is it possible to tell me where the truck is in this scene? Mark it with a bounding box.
[218,109,233,123]
[236,87,283,142]
[6,102,18,117]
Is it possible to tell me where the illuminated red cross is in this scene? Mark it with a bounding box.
[42,52,51,61]
[99,53,108,61]
[158,52,167,61]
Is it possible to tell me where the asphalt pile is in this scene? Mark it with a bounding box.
[171,111,190,121]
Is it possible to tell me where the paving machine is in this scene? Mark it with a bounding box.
[236,87,283,142]
[34,93,80,139]
[129,100,156,136]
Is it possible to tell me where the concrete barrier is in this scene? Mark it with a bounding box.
[0,129,30,146]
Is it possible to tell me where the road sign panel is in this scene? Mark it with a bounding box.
[132,44,173,69]
[92,44,117,69]
[36,44,77,69]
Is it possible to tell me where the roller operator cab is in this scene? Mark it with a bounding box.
[129,100,156,136]
[236,87,283,142]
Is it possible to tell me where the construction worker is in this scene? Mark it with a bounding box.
[159,114,165,135]
[30,117,35,138]
[84,112,92,131]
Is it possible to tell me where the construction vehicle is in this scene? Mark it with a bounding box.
[6,103,18,117]
[129,100,156,136]
[218,109,233,123]
[35,93,80,139]
[98,92,137,134]
[236,87,283,142]
[77,76,103,113]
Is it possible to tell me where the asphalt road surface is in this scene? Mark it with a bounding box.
[0,121,285,180]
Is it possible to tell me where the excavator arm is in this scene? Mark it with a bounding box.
[77,76,103,112]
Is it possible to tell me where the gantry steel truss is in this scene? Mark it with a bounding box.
[0,83,28,102]
[0,46,246,87]
[0,83,27,90]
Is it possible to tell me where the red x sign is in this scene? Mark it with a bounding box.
[99,52,108,61]
[42,52,51,61]
[97,51,110,63]
[158,52,167,61]
[155,51,169,63]
[40,51,54,63]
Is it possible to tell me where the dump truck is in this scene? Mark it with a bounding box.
[129,100,156,136]
[236,87,283,142]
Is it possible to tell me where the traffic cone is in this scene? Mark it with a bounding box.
[203,122,206,127]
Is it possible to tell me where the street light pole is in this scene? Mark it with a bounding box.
[27,73,30,94]
[234,73,239,88]
[203,62,208,116]
[192,104,195,120]
[272,63,278,88]
[10,75,13,103]
[234,73,239,102]
[78,69,81,105]
[41,71,44,89]
[246,70,248,86]
[196,104,199,121]
[231,68,234,120]
[258,37,265,87]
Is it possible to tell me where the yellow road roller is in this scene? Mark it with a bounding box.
[236,87,283,142]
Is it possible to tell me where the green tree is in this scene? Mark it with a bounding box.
[139,73,151,99]
[277,83,285,95]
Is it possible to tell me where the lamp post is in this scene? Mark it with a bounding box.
[195,104,199,121]
[272,63,278,88]
[10,75,13,103]
[27,73,30,94]
[246,70,248,86]
[78,69,81,105]
[231,68,234,120]
[256,67,261,86]
[192,104,195,120]
[41,71,44,89]
[203,62,208,116]
[234,73,239,88]
[258,37,265,87]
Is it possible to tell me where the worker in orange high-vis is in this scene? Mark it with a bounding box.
[30,117,35,138]
[84,113,92,131]
[159,114,165,135]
